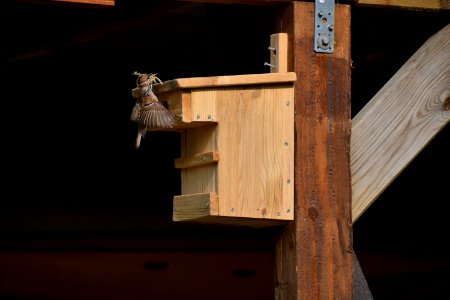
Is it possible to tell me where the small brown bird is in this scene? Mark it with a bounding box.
[131,72,181,148]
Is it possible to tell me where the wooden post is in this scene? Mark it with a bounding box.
[274,2,353,299]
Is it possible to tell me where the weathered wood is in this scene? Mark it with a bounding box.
[351,24,450,222]
[174,152,220,169]
[178,0,356,6]
[357,0,450,10]
[274,2,353,299]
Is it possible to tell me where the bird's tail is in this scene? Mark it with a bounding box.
[135,130,143,149]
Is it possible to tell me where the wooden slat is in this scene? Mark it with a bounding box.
[153,72,297,93]
[178,0,355,5]
[173,192,219,221]
[16,0,115,7]
[174,152,220,169]
[51,0,114,5]
[274,2,353,299]
[270,33,288,73]
[351,24,450,223]
[357,0,450,10]
[177,0,292,5]
[181,127,218,195]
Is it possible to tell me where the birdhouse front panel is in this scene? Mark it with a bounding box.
[152,72,296,226]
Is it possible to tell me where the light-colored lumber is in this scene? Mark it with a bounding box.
[50,0,114,6]
[174,152,219,169]
[270,33,288,73]
[215,84,294,220]
[357,0,450,10]
[180,127,218,195]
[173,192,219,221]
[351,24,450,223]
[153,72,297,93]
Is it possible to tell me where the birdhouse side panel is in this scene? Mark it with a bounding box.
[214,84,294,220]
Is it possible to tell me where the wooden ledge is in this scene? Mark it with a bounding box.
[153,72,297,93]
[173,192,290,227]
[174,152,219,169]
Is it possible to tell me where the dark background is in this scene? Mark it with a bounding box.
[0,1,449,299]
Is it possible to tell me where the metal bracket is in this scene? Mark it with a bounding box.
[314,0,335,54]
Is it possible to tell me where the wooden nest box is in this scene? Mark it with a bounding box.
[152,34,296,226]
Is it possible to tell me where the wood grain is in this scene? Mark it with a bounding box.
[153,72,297,93]
[174,152,219,169]
[181,127,218,195]
[173,192,219,221]
[49,0,114,6]
[215,84,295,220]
[270,33,288,73]
[275,2,353,299]
[357,0,450,10]
[351,24,450,222]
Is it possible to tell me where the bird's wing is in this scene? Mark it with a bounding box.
[138,101,179,129]
[130,102,140,121]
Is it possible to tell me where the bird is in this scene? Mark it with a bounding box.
[131,72,181,148]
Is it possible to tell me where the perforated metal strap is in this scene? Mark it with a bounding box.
[314,0,335,54]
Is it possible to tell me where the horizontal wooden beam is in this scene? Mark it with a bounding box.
[13,0,114,7]
[52,0,114,5]
[356,0,450,10]
[177,0,357,5]
[176,0,290,5]
[153,72,297,93]
[174,152,220,169]
[351,24,450,222]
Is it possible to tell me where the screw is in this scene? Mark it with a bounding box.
[287,179,291,184]
[284,142,289,147]
[286,101,290,106]
[208,115,212,120]
[318,11,323,17]
[277,212,281,216]
[264,62,276,68]
[328,25,334,31]
[287,209,291,213]
[320,35,330,46]
[196,115,201,120]
[230,208,235,212]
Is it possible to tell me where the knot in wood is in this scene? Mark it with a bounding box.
[308,207,319,221]
[442,97,450,111]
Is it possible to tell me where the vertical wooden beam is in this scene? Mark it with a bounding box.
[274,2,353,299]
